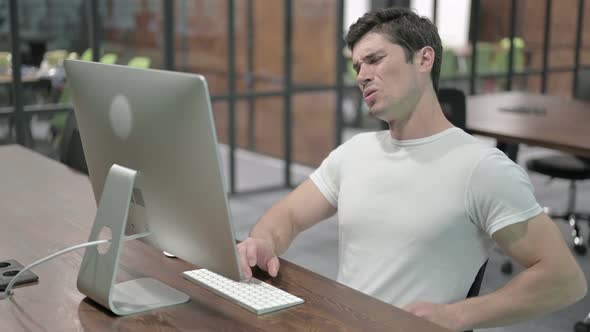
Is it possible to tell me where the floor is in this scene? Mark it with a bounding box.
[2,120,589,331]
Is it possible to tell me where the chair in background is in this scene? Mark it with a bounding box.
[527,156,590,254]
[463,261,488,332]
[437,87,466,130]
[573,68,590,332]
[438,88,527,276]
[127,56,151,69]
[524,69,590,255]
[575,313,590,332]
[438,88,489,332]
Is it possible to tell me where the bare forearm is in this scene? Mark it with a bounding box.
[248,179,335,258]
[451,261,587,330]
[249,202,299,256]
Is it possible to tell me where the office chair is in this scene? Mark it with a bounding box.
[500,72,590,276]
[526,156,590,254]
[437,87,467,130]
[437,89,490,332]
[386,85,467,132]
[437,88,521,277]
[573,69,590,332]
[464,261,488,332]
[575,313,590,332]
[525,69,590,255]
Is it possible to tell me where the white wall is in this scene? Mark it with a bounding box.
[344,0,370,33]
[344,0,471,48]
[411,0,471,48]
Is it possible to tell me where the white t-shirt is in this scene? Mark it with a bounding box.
[310,128,543,307]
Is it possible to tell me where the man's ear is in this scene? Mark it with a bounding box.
[416,46,435,73]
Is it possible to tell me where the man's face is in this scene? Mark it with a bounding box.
[351,32,422,122]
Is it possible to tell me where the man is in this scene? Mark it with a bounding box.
[236,7,586,331]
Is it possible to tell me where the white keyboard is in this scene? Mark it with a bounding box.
[182,268,304,315]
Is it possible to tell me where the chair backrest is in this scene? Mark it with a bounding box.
[437,87,467,130]
[464,260,488,332]
[466,260,488,298]
[127,56,151,69]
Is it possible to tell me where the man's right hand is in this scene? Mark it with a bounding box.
[236,237,280,280]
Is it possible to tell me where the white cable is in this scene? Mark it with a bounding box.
[0,232,150,300]
[0,239,107,299]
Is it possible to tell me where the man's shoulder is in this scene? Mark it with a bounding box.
[337,130,385,151]
[438,129,497,160]
[345,130,384,143]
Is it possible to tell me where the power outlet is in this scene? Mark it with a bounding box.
[0,259,39,291]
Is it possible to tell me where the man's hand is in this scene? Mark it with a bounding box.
[236,237,280,280]
[403,301,465,332]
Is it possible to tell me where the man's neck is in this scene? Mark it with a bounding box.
[387,88,454,140]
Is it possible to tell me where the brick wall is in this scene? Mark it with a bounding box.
[480,0,590,97]
[103,0,338,167]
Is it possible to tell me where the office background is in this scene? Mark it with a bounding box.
[0,1,589,331]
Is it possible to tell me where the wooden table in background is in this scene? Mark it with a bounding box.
[467,91,590,158]
[0,145,450,332]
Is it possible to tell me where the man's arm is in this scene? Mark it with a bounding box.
[237,179,337,278]
[455,213,587,329]
[407,213,587,331]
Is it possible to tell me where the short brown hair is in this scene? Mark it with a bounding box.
[345,7,442,92]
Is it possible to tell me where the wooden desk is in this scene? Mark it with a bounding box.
[0,145,449,332]
[467,91,590,157]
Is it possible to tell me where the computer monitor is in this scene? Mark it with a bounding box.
[63,60,243,284]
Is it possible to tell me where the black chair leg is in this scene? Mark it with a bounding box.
[567,214,587,255]
[574,313,590,332]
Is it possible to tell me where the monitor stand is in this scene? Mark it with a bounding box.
[77,164,189,315]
